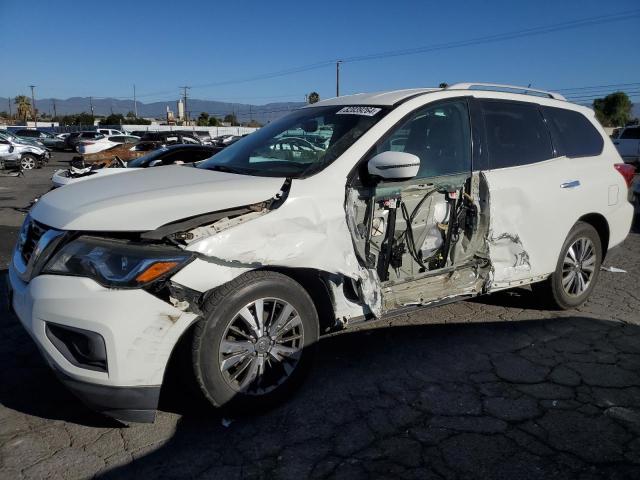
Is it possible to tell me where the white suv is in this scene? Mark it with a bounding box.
[8,83,634,422]
[96,128,125,136]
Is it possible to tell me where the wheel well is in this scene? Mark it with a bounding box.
[578,213,610,257]
[258,267,337,334]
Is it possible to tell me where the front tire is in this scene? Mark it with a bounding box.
[532,221,602,309]
[192,271,319,412]
[20,154,37,170]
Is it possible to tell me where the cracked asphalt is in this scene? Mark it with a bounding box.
[1,153,639,479]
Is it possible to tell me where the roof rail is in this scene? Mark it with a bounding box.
[445,82,566,101]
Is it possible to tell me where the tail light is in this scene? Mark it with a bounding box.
[614,163,635,188]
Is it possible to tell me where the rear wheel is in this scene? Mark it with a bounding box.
[20,154,37,170]
[192,271,319,412]
[532,221,602,309]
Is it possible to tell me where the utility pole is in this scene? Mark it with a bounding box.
[133,84,137,118]
[179,86,190,125]
[89,96,94,119]
[336,60,342,97]
[52,99,57,119]
[29,85,37,127]
[8,97,12,121]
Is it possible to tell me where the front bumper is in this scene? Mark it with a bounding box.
[8,264,197,422]
[53,369,161,422]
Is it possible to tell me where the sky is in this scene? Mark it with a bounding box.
[1,0,639,106]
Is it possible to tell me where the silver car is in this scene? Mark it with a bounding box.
[0,131,49,170]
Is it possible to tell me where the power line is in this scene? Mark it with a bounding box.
[566,90,640,101]
[556,82,640,92]
[54,9,640,101]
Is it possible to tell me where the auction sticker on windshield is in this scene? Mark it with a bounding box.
[336,106,382,116]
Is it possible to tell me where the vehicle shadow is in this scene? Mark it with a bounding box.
[97,314,640,479]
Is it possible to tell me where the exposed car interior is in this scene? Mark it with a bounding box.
[347,100,490,311]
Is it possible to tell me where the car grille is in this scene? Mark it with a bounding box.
[19,219,48,265]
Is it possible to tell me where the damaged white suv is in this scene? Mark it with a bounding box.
[9,83,634,422]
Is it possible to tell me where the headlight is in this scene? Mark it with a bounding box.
[43,237,193,288]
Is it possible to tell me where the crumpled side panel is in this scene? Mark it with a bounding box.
[181,185,383,317]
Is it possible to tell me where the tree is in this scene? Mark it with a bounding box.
[126,110,136,118]
[56,112,95,126]
[308,92,320,104]
[14,95,31,122]
[246,119,262,128]
[100,113,125,125]
[224,113,239,126]
[208,116,220,127]
[593,91,633,127]
[439,82,449,88]
[197,112,209,126]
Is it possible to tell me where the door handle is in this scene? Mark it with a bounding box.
[560,180,581,189]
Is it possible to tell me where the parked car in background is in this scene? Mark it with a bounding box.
[97,128,125,136]
[0,131,49,169]
[52,144,216,187]
[76,135,140,154]
[65,131,107,150]
[2,129,48,150]
[212,134,239,146]
[14,129,66,150]
[613,125,640,165]
[176,130,213,145]
[140,131,202,145]
[129,130,149,137]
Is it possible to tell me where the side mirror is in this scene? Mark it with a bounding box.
[368,151,420,181]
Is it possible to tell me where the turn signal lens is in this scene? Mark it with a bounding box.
[135,261,179,283]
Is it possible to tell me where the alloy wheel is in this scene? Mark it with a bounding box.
[562,237,596,296]
[218,298,304,395]
[21,156,36,170]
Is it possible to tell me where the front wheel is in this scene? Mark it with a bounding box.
[532,221,602,309]
[192,271,319,411]
[20,154,37,170]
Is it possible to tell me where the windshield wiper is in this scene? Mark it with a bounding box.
[204,164,247,175]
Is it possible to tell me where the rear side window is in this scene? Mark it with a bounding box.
[542,106,604,158]
[480,100,553,168]
[620,127,640,140]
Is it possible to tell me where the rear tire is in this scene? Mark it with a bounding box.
[532,221,602,309]
[191,271,319,413]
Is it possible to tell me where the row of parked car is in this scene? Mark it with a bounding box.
[0,125,247,174]
[51,130,248,187]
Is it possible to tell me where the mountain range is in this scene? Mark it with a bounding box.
[0,97,306,124]
[1,96,638,124]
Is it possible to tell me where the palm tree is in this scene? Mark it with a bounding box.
[14,96,31,122]
[308,92,320,104]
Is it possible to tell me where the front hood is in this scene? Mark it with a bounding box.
[32,166,286,231]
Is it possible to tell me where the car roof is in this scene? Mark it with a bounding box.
[310,84,579,109]
[312,88,439,107]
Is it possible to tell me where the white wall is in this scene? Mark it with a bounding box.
[120,125,258,136]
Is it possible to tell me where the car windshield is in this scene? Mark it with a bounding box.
[127,147,170,168]
[197,105,389,177]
